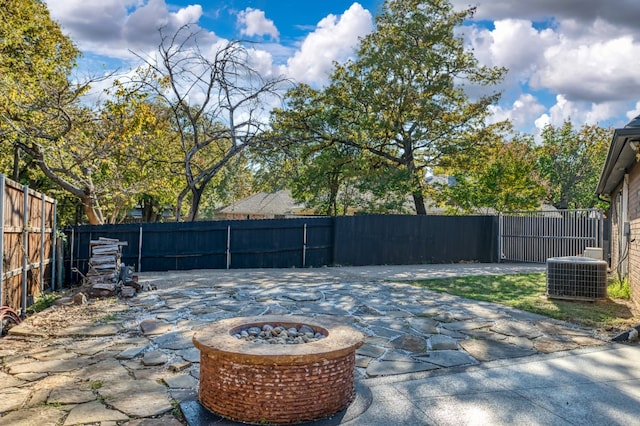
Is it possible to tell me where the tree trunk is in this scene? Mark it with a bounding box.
[406,155,427,215]
[81,196,104,225]
[14,143,106,224]
[412,191,427,215]
[328,170,340,216]
[12,146,20,181]
[141,197,160,222]
[186,187,204,221]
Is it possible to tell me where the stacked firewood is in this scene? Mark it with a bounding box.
[86,237,127,297]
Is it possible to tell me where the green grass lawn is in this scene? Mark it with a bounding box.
[409,273,639,333]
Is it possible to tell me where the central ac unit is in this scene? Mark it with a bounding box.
[546,256,607,301]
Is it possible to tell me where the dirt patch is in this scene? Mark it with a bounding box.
[7,291,130,337]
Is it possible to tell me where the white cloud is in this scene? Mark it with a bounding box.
[534,95,630,132]
[286,3,373,86]
[627,103,640,122]
[460,3,640,132]
[451,0,640,36]
[45,0,207,60]
[487,20,554,74]
[465,18,556,98]
[238,8,279,41]
[534,113,551,132]
[531,35,640,103]
[488,94,546,131]
[452,0,640,132]
[46,0,128,43]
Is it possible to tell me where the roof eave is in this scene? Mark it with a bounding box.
[596,127,640,196]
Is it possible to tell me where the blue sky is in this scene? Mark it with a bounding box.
[44,0,640,136]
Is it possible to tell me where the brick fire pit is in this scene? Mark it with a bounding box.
[192,315,365,425]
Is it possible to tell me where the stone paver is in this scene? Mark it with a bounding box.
[0,371,23,389]
[142,350,168,366]
[140,318,173,335]
[164,374,199,389]
[366,359,440,377]
[0,407,66,426]
[98,379,173,417]
[459,337,538,361]
[429,334,459,350]
[0,388,31,413]
[415,349,479,368]
[0,263,613,424]
[47,388,95,404]
[55,323,121,337]
[63,400,129,425]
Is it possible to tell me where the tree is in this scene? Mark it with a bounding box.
[0,0,105,221]
[536,122,611,209]
[135,26,288,221]
[436,131,546,213]
[93,80,182,223]
[196,153,255,219]
[270,0,505,215]
[258,84,369,216]
[0,0,77,175]
[0,0,117,224]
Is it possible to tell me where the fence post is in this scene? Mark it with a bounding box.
[497,213,503,263]
[70,228,75,284]
[138,226,143,272]
[40,193,45,292]
[22,184,28,317]
[0,175,4,334]
[51,200,57,291]
[226,225,231,269]
[302,223,307,268]
[598,209,604,248]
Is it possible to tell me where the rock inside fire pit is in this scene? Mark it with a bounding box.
[233,323,326,344]
[193,315,364,425]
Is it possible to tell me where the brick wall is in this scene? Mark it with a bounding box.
[193,316,364,425]
[628,167,640,307]
[610,170,640,308]
[199,351,356,424]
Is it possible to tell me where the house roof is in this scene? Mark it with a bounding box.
[596,115,640,196]
[218,190,305,216]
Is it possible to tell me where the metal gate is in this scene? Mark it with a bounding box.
[499,209,604,263]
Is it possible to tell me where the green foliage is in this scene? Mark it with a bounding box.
[26,292,60,314]
[436,130,546,213]
[98,314,118,323]
[93,81,182,223]
[535,122,611,209]
[1,1,615,222]
[0,0,118,224]
[608,277,631,299]
[198,154,255,219]
[0,0,78,98]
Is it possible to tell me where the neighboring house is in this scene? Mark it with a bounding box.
[596,114,640,307]
[217,190,308,220]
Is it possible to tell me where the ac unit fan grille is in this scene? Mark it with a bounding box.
[546,256,607,301]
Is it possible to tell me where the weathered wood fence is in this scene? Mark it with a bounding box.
[1,174,58,323]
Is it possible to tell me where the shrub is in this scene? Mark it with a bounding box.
[608,278,631,299]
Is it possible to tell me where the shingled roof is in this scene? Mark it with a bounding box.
[218,190,305,217]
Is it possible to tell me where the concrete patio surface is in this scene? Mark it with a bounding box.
[1,263,638,425]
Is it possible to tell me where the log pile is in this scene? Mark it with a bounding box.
[84,237,150,298]
[86,237,127,297]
